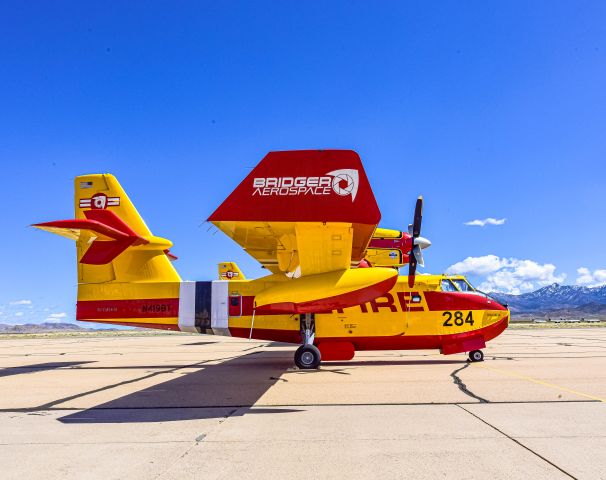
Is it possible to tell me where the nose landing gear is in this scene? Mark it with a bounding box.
[468,350,484,362]
[295,313,321,369]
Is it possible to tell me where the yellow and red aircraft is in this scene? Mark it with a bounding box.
[33,150,509,368]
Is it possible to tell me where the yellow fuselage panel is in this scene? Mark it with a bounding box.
[226,275,508,339]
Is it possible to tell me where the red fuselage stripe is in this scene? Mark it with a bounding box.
[229,327,302,343]
[77,298,179,319]
[424,291,507,311]
[78,319,180,331]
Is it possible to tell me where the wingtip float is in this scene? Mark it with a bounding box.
[34,150,509,369]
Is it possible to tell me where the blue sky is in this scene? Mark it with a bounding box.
[1,1,605,324]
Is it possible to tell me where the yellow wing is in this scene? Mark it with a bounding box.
[209,220,374,276]
[208,150,380,276]
[208,150,398,313]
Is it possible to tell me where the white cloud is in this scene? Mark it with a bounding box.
[14,312,24,317]
[446,255,566,294]
[576,267,606,287]
[464,218,506,227]
[45,312,67,323]
[10,300,32,305]
[446,255,507,276]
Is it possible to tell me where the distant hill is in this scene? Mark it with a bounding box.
[0,322,104,333]
[489,284,606,318]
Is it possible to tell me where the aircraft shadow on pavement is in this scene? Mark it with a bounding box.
[59,351,299,424]
[0,361,94,378]
[325,359,465,367]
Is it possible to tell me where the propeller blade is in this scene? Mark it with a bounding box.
[408,248,417,274]
[408,195,425,285]
[412,244,424,268]
[412,196,423,238]
[407,223,413,235]
[408,253,417,286]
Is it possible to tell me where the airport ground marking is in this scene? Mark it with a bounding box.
[476,363,606,403]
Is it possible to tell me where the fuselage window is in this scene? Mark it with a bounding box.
[441,279,458,292]
[452,279,474,292]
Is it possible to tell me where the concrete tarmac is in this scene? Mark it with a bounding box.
[1,328,605,479]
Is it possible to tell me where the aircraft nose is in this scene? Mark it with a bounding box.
[415,236,431,249]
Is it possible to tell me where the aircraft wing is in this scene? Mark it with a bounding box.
[208,150,380,277]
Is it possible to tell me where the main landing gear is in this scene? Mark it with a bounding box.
[295,313,321,369]
[468,350,484,362]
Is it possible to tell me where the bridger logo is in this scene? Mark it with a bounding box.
[252,169,359,202]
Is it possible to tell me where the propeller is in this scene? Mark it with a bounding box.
[408,196,431,282]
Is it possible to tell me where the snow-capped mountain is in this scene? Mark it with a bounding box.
[489,284,606,314]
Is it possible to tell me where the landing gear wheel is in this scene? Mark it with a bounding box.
[468,350,484,362]
[295,344,322,369]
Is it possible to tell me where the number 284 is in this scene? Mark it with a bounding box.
[442,311,474,327]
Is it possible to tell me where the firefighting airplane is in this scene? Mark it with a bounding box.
[33,150,509,369]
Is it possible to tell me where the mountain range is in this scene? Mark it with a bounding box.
[0,322,97,333]
[489,283,606,318]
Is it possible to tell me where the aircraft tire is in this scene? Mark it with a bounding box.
[468,350,484,362]
[295,344,322,369]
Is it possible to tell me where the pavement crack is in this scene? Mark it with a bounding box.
[154,408,239,480]
[456,404,577,479]
[450,363,489,403]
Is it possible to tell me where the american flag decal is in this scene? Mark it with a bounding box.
[79,181,93,189]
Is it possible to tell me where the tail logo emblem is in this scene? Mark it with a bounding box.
[326,169,359,202]
[221,270,239,279]
[79,193,121,209]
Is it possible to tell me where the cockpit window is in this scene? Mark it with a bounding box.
[452,279,475,292]
[441,279,458,292]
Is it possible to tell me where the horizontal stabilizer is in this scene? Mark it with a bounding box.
[81,238,134,265]
[32,209,170,265]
